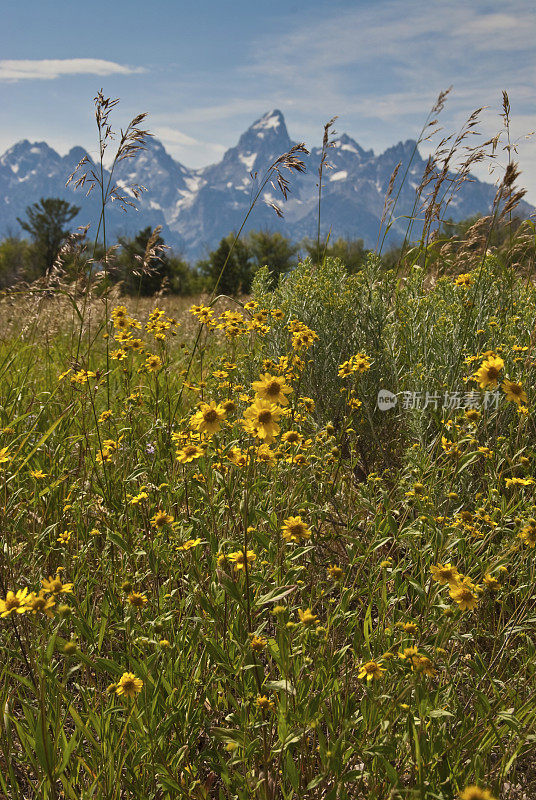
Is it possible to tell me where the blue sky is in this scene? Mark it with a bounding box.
[2,0,536,202]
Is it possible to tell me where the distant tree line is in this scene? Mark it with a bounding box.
[0,196,531,294]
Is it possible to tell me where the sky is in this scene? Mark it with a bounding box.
[1,0,535,202]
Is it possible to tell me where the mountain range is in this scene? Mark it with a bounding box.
[1,110,533,261]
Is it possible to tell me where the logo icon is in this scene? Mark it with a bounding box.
[377,389,398,411]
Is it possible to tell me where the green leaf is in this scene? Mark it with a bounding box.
[106,530,129,551]
[58,730,79,774]
[428,709,454,719]
[363,603,372,647]
[34,709,55,778]
[264,679,296,695]
[211,727,244,744]
[219,575,246,608]
[255,585,297,606]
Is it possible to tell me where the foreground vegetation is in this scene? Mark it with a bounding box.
[0,91,535,799]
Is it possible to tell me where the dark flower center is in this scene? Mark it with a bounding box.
[266,381,281,396]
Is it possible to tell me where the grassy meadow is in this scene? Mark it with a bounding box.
[0,96,535,800]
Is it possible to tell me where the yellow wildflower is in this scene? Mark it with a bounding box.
[449,580,479,611]
[27,590,56,617]
[242,399,282,443]
[128,592,148,609]
[176,443,204,464]
[473,356,504,389]
[145,354,162,373]
[281,516,312,544]
[42,575,73,595]
[431,563,460,586]
[150,510,174,528]
[227,550,256,571]
[116,672,143,698]
[0,588,29,617]
[251,373,293,406]
[190,401,227,435]
[502,379,528,406]
[177,538,202,551]
[298,608,318,626]
[518,519,536,547]
[358,660,385,681]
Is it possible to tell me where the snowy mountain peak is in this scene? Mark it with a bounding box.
[3,139,49,156]
[0,140,62,183]
[1,139,59,167]
[212,111,293,185]
[0,139,30,162]
[236,109,291,152]
[251,109,285,133]
[334,133,371,160]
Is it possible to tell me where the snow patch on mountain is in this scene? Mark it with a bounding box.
[184,175,204,194]
[239,153,256,172]
[340,143,359,154]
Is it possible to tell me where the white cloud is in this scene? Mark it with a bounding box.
[246,0,535,117]
[152,125,228,158]
[152,125,226,168]
[250,1,535,78]
[0,58,145,82]
[153,126,205,147]
[238,0,536,202]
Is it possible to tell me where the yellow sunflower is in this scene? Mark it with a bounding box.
[281,515,312,544]
[430,563,460,585]
[145,354,162,373]
[116,672,143,698]
[227,549,256,571]
[449,580,479,611]
[150,510,174,528]
[42,575,74,595]
[256,444,276,465]
[251,373,293,406]
[473,355,504,389]
[176,443,204,464]
[358,660,385,681]
[242,399,283,443]
[459,787,496,800]
[128,592,148,609]
[27,590,56,617]
[191,401,227,435]
[518,519,536,547]
[0,588,29,617]
[502,379,528,406]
